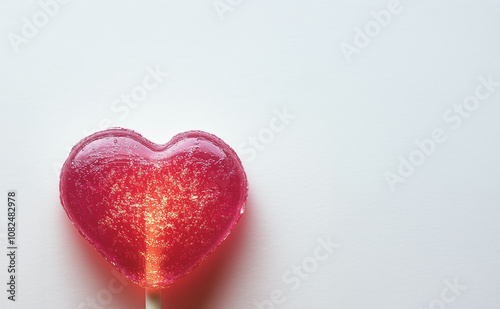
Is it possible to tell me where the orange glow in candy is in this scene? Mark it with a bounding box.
[60,128,248,288]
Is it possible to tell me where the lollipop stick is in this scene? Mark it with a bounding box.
[146,289,161,309]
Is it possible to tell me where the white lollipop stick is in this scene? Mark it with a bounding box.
[146,289,161,309]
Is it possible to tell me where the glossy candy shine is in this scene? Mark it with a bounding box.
[60,129,248,288]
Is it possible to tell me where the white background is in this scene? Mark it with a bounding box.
[1,1,500,308]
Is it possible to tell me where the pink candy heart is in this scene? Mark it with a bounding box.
[60,128,248,288]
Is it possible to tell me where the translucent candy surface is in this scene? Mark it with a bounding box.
[59,128,248,288]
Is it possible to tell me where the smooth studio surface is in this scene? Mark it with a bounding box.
[1,1,500,308]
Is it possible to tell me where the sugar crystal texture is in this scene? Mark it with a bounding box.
[59,128,248,288]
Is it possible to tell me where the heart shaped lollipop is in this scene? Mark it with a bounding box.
[60,128,248,289]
